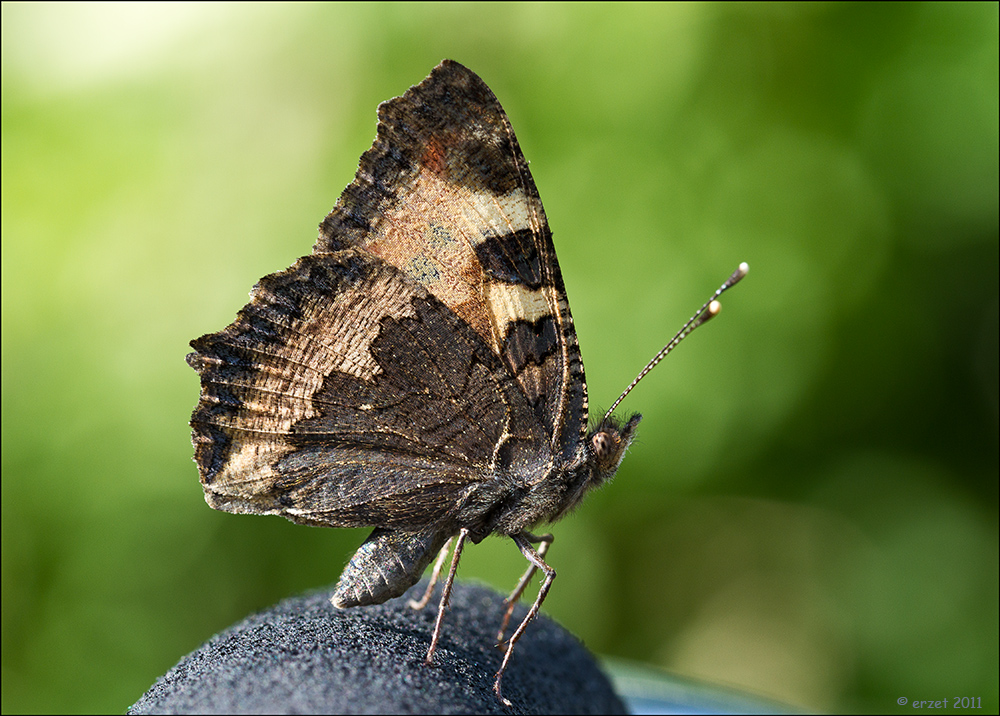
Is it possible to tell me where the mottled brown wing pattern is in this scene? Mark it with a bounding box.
[316,60,589,459]
[187,249,546,532]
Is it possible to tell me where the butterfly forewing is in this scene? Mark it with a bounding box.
[315,60,589,456]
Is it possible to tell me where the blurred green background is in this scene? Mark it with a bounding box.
[3,3,996,713]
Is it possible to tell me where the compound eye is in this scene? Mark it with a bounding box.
[591,431,614,459]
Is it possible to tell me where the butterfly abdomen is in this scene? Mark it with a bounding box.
[331,527,450,608]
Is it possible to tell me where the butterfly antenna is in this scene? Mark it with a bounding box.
[602,262,749,422]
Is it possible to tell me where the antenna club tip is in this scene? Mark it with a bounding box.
[694,300,722,328]
[723,262,749,290]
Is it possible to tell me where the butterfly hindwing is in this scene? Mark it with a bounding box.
[188,249,546,532]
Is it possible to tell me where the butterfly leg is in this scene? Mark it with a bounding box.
[425,528,468,664]
[408,536,454,610]
[494,531,556,706]
[496,531,553,646]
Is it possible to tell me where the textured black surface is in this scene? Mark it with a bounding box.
[129,581,627,715]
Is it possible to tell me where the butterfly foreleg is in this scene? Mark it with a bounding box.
[494,531,556,707]
[495,531,553,646]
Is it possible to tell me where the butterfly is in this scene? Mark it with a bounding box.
[187,59,746,705]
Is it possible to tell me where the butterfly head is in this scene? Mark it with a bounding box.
[587,412,642,485]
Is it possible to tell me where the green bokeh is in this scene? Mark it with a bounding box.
[3,3,996,713]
